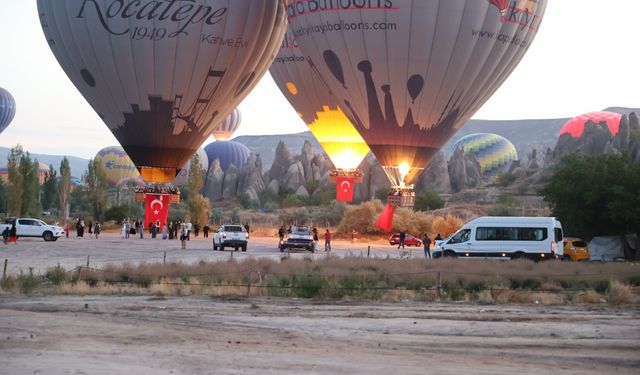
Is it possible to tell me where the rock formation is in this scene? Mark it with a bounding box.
[448,147,482,192]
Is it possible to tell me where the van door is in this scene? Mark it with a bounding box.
[444,229,471,256]
[474,226,503,258]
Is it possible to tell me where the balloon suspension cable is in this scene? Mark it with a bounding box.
[329,168,363,184]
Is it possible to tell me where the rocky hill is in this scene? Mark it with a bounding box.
[0,147,89,177]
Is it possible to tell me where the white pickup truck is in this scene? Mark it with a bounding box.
[1,218,65,241]
[213,224,248,252]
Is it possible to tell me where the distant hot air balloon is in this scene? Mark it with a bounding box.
[559,111,622,138]
[288,0,547,211]
[96,146,140,186]
[452,133,518,177]
[211,109,242,141]
[269,26,371,193]
[38,0,287,183]
[0,87,16,134]
[204,141,251,173]
[173,148,210,186]
[0,162,50,184]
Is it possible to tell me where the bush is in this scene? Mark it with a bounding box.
[431,215,464,238]
[293,267,327,298]
[46,264,68,286]
[510,278,541,290]
[104,205,130,223]
[1,275,16,291]
[497,172,516,187]
[281,194,306,208]
[607,281,632,304]
[414,190,445,211]
[17,268,41,294]
[337,200,385,235]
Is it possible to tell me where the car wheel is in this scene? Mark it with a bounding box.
[220,245,225,251]
[511,252,527,260]
[443,250,457,258]
[213,243,218,251]
[242,245,247,252]
[43,231,53,241]
[234,247,239,252]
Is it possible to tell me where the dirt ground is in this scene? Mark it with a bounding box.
[0,296,638,374]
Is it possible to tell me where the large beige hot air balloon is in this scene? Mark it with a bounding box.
[288,0,547,209]
[38,0,287,183]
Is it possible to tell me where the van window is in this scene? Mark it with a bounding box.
[449,229,471,244]
[554,228,563,242]
[476,227,547,241]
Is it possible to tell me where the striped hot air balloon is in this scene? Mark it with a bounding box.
[0,87,16,134]
[211,109,242,141]
[452,133,518,177]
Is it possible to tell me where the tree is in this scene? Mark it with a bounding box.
[541,154,640,259]
[0,178,7,214]
[7,145,24,216]
[187,154,210,225]
[84,157,108,222]
[59,157,72,220]
[19,155,42,217]
[414,190,445,211]
[41,164,58,212]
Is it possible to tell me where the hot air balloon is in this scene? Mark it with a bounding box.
[96,146,140,186]
[288,0,547,214]
[559,111,622,138]
[38,0,287,183]
[452,133,518,177]
[211,109,242,141]
[204,141,251,173]
[0,87,16,134]
[269,25,371,200]
[173,148,210,186]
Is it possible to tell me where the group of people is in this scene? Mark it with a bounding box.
[1,222,17,243]
[72,218,101,239]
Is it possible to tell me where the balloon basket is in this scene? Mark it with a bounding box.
[329,169,363,184]
[134,186,180,203]
[387,186,415,208]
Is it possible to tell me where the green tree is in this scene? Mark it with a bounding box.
[541,154,640,259]
[0,178,7,214]
[19,153,41,216]
[414,190,445,211]
[84,157,108,221]
[41,164,58,211]
[59,157,72,220]
[7,145,24,216]
[187,154,210,225]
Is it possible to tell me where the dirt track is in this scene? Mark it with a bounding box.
[1,296,638,374]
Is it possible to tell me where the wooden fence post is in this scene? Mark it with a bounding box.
[367,246,370,259]
[2,259,7,279]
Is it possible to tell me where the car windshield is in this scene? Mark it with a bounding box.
[224,226,244,232]
[292,227,310,235]
[572,240,588,247]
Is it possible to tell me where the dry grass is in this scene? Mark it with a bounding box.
[573,290,604,304]
[608,281,633,304]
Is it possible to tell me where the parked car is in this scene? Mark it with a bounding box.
[563,237,590,261]
[0,217,65,241]
[213,224,248,252]
[389,233,422,247]
[280,225,315,252]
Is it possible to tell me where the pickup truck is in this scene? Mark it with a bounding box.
[1,218,65,241]
[280,225,315,253]
[213,224,248,252]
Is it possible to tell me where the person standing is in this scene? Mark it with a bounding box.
[398,230,406,249]
[351,229,357,243]
[94,222,101,239]
[324,229,332,252]
[88,221,93,235]
[312,227,318,244]
[278,225,285,242]
[422,233,432,259]
[79,220,85,238]
[124,220,131,239]
[186,220,192,241]
[139,221,144,239]
[180,222,188,249]
[65,222,70,239]
[194,223,200,238]
[162,223,168,240]
[203,224,210,238]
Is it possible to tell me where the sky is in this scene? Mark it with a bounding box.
[0,1,638,159]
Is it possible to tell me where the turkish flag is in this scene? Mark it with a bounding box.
[376,204,395,232]
[144,193,170,228]
[336,176,355,202]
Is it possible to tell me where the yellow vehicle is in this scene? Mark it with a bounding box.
[563,237,590,261]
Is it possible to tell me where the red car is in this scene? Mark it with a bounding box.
[389,233,422,247]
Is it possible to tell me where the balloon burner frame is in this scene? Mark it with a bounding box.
[387,186,415,208]
[329,168,363,184]
[135,185,180,204]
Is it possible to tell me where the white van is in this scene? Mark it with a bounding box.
[433,216,564,261]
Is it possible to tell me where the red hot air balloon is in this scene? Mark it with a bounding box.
[559,111,622,138]
[38,0,286,184]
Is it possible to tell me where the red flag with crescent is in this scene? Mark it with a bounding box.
[336,176,355,202]
[144,193,170,228]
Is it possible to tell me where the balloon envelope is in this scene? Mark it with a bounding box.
[211,108,242,141]
[288,0,547,186]
[453,133,517,177]
[38,0,286,182]
[173,148,209,186]
[269,26,370,171]
[559,111,622,138]
[0,87,16,134]
[96,146,140,186]
[204,141,251,172]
